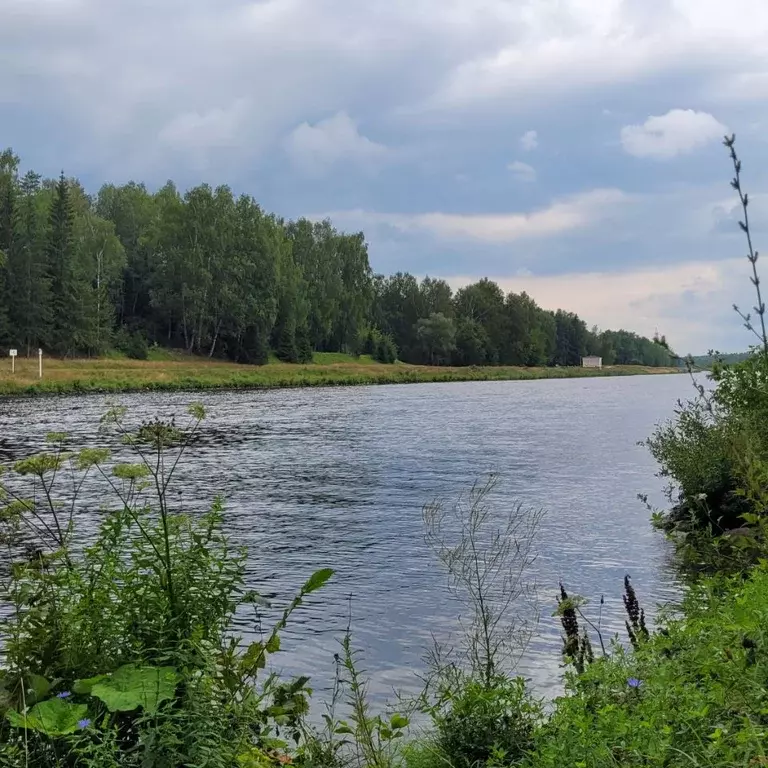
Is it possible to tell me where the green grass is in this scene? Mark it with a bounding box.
[0,353,680,398]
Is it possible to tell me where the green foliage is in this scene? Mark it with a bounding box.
[7,698,89,737]
[0,146,669,368]
[646,397,749,532]
[328,630,410,768]
[88,664,179,714]
[454,317,488,365]
[114,327,148,360]
[645,139,768,560]
[430,675,539,768]
[415,312,456,365]
[690,351,751,369]
[0,405,335,766]
[527,565,768,767]
[365,327,398,363]
[296,323,313,364]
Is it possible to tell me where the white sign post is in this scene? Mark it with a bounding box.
[9,349,17,374]
[38,348,43,379]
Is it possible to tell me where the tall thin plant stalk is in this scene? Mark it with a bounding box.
[724,135,768,357]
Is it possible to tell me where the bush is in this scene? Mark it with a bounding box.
[114,327,149,360]
[646,397,751,531]
[374,334,398,364]
[431,675,539,768]
[0,406,334,766]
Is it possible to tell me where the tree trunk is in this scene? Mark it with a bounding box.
[209,318,221,358]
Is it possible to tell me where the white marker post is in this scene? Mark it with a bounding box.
[9,349,17,374]
[38,348,43,379]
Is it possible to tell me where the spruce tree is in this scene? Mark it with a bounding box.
[0,175,14,346]
[46,172,79,355]
[276,321,298,363]
[296,323,313,364]
[9,171,51,355]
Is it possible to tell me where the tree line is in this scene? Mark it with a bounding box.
[0,148,675,367]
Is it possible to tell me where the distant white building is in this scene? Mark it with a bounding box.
[582,356,603,368]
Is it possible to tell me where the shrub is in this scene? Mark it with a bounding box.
[0,406,334,766]
[114,326,149,360]
[646,397,750,531]
[375,334,397,364]
[431,675,539,768]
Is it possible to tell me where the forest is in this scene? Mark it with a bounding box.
[0,148,675,368]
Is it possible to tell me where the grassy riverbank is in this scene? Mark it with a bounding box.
[0,350,679,397]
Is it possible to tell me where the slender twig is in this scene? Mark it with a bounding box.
[724,135,768,357]
[576,606,607,657]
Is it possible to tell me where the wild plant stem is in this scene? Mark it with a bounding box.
[725,135,768,358]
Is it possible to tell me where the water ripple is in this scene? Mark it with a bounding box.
[0,375,688,701]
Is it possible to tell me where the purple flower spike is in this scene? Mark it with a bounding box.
[56,691,71,699]
[627,677,642,688]
[77,718,91,730]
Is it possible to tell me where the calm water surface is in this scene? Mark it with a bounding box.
[0,375,692,700]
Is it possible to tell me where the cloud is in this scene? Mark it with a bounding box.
[620,109,728,159]
[444,258,752,354]
[519,130,538,151]
[158,99,251,152]
[283,111,388,176]
[3,0,768,182]
[323,188,627,243]
[420,1,768,116]
[508,160,537,182]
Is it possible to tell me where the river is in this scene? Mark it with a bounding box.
[0,374,691,702]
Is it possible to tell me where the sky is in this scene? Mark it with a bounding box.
[2,0,768,354]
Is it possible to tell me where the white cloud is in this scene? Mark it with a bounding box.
[519,130,538,151]
[323,188,627,243]
[620,109,728,159]
[283,111,388,175]
[508,160,536,182]
[158,99,251,150]
[444,258,751,353]
[420,0,768,115]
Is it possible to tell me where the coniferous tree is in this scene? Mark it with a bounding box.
[0,150,18,347]
[275,316,298,363]
[9,171,50,355]
[296,323,313,364]
[46,172,80,355]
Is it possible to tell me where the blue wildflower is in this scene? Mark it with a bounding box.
[77,719,91,730]
[627,677,642,688]
[56,691,71,699]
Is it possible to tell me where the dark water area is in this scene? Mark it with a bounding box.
[0,375,693,702]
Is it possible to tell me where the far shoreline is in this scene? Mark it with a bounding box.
[0,352,682,400]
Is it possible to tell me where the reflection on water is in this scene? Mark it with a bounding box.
[0,375,689,700]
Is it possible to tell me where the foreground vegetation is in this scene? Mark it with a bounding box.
[0,137,765,767]
[0,147,675,370]
[0,351,677,398]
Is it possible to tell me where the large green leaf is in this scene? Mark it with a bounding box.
[73,674,108,695]
[90,664,178,714]
[27,674,52,704]
[301,568,334,596]
[6,699,88,736]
